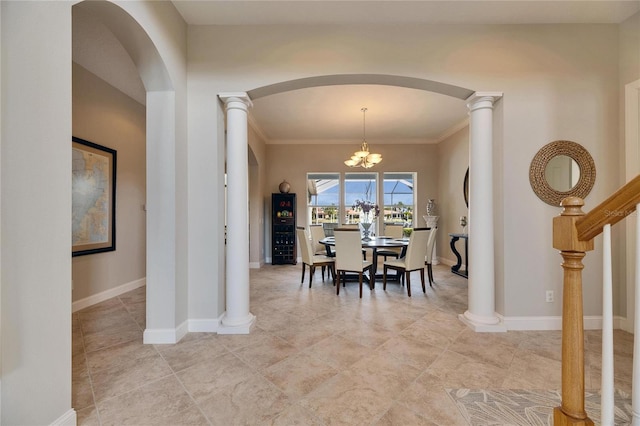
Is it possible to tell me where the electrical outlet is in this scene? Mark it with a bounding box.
[545,290,554,303]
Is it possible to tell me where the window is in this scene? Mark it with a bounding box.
[383,173,415,227]
[344,172,377,224]
[307,173,340,225]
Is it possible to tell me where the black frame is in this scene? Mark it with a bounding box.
[72,136,117,256]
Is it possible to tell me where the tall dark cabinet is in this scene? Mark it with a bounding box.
[272,193,297,265]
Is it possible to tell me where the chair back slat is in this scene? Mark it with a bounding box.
[309,225,327,254]
[404,228,430,270]
[334,228,363,271]
[384,224,404,238]
[296,227,313,264]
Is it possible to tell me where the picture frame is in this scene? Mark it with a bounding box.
[72,136,117,256]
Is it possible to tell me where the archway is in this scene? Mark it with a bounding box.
[73,0,183,344]
[221,75,503,333]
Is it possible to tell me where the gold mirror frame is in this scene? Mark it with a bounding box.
[529,140,596,206]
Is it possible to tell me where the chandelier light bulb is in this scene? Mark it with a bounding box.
[344,107,382,169]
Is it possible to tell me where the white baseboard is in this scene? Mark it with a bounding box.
[143,320,188,344]
[72,278,146,312]
[50,409,76,426]
[249,261,261,269]
[500,314,627,331]
[619,316,634,333]
[437,257,455,267]
[188,315,223,332]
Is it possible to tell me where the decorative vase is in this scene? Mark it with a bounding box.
[360,222,372,241]
[278,180,291,193]
[426,199,437,216]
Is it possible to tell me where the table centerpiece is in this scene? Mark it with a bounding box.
[353,199,380,241]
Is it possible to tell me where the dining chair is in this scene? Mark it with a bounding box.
[309,224,333,256]
[296,227,335,288]
[425,227,438,285]
[334,228,374,298]
[377,223,405,261]
[382,227,430,297]
[339,223,368,260]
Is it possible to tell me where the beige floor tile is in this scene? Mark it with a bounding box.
[72,265,634,425]
[349,350,422,395]
[447,328,519,368]
[299,370,394,426]
[85,338,159,372]
[305,334,371,369]
[268,402,325,426]
[423,350,509,389]
[197,373,290,425]
[82,324,143,353]
[96,375,195,426]
[339,319,396,349]
[502,350,562,389]
[396,379,470,426]
[374,403,439,426]
[233,333,299,371]
[156,334,229,372]
[90,354,173,402]
[72,369,95,410]
[376,334,443,370]
[152,404,210,426]
[76,405,100,426]
[263,351,338,398]
[176,351,255,403]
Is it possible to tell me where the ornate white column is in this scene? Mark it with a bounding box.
[218,93,255,334]
[459,92,506,332]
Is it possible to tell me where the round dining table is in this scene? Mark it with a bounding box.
[319,235,409,287]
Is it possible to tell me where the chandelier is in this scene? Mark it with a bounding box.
[344,107,382,169]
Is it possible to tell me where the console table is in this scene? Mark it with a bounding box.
[449,233,468,278]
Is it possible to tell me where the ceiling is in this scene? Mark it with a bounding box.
[74,1,639,145]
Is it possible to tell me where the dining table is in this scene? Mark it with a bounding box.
[320,235,409,288]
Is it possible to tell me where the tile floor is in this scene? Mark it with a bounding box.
[73,263,634,425]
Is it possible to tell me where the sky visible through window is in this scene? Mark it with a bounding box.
[308,175,414,206]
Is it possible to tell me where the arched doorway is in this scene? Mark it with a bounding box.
[221,75,503,334]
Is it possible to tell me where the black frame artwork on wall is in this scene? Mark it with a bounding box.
[72,136,117,256]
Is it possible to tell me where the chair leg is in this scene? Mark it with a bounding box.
[336,270,341,295]
[309,266,315,288]
[321,265,325,281]
[420,268,426,293]
[369,265,375,290]
[406,271,411,297]
[427,263,434,286]
[301,263,306,284]
[358,272,363,298]
[383,265,388,290]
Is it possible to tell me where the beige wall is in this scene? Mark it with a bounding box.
[436,126,469,266]
[265,143,439,260]
[248,125,268,266]
[72,62,146,302]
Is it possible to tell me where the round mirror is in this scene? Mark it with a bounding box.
[529,140,595,206]
[463,167,469,207]
[544,155,580,192]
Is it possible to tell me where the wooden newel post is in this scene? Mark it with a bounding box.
[552,197,594,426]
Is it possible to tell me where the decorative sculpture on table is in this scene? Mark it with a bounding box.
[423,199,440,265]
[352,199,379,241]
[426,199,437,216]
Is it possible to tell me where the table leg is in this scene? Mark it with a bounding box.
[371,248,378,288]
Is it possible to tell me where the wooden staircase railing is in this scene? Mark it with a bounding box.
[553,174,640,425]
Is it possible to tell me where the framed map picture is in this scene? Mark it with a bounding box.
[72,137,117,256]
